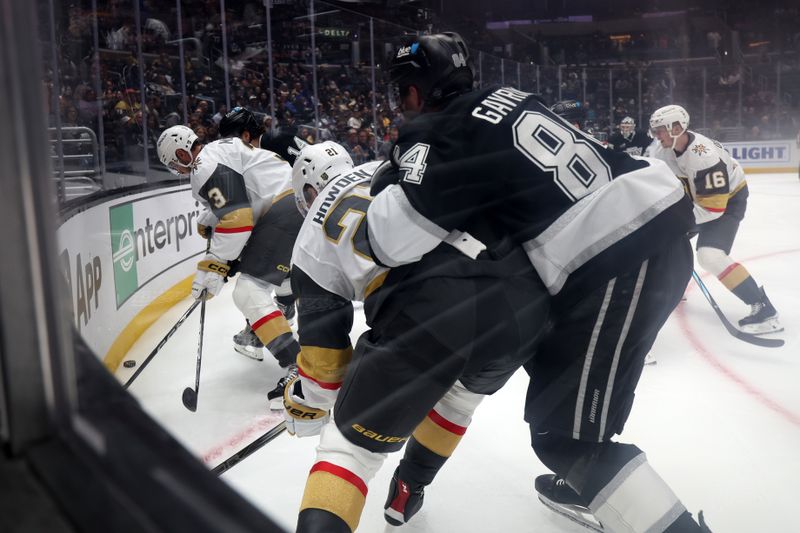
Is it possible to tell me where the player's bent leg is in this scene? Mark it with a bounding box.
[531,431,705,533]
[696,246,761,305]
[696,247,781,333]
[297,421,387,533]
[233,274,299,368]
[385,381,486,525]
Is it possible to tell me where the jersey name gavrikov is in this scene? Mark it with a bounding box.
[471,87,532,125]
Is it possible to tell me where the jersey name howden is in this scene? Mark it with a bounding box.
[471,87,531,125]
[312,169,372,225]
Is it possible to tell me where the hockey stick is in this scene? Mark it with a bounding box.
[691,271,784,348]
[182,288,207,411]
[211,422,287,476]
[123,298,202,389]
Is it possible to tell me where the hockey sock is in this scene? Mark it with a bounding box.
[717,263,762,305]
[252,311,299,366]
[697,247,761,305]
[398,437,448,488]
[297,508,351,533]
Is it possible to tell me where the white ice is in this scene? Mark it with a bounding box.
[117,172,800,533]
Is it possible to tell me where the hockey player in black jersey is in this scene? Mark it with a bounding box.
[286,141,548,533]
[608,116,653,156]
[361,33,712,533]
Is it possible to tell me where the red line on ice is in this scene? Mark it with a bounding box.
[202,413,284,465]
[676,247,800,428]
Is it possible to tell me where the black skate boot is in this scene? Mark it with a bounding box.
[267,364,298,410]
[233,321,264,361]
[738,287,782,335]
[384,467,425,526]
[535,474,603,532]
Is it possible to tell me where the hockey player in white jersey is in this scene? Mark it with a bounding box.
[217,107,299,360]
[648,105,782,334]
[156,124,304,407]
[281,142,382,440]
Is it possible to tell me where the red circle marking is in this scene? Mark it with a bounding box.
[676,248,800,428]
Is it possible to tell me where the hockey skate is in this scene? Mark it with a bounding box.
[738,287,783,335]
[535,474,603,532]
[267,364,298,410]
[233,321,264,361]
[384,467,425,526]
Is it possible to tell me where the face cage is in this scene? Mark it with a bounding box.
[167,156,195,176]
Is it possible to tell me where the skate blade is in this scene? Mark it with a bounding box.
[234,344,264,361]
[537,494,604,532]
[268,397,284,411]
[740,317,783,336]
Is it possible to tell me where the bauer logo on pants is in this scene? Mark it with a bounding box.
[110,203,139,308]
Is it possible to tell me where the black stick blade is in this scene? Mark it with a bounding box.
[182,387,198,412]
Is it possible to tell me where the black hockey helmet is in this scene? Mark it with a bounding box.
[386,32,474,110]
[550,100,586,129]
[219,106,264,140]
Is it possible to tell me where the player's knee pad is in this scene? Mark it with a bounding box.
[232,274,279,320]
[275,275,293,298]
[434,381,485,426]
[696,246,733,277]
[301,421,386,532]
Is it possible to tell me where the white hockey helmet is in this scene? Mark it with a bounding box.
[649,105,689,148]
[291,141,354,216]
[620,116,635,137]
[157,125,198,175]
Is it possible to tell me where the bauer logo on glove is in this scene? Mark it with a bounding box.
[283,376,330,437]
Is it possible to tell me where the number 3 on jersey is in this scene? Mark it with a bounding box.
[512,111,612,202]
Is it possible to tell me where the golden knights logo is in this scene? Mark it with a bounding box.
[692,144,709,155]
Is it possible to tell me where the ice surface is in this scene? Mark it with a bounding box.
[119,172,800,532]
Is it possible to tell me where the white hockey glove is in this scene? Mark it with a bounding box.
[192,254,230,300]
[283,376,331,438]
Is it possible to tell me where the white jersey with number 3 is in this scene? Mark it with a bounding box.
[189,137,293,261]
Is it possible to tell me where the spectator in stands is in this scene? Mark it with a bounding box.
[379,125,399,161]
[212,105,228,126]
[352,128,375,164]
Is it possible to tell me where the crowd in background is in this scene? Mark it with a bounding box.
[44,0,800,177]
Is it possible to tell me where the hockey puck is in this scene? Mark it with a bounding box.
[123,360,136,368]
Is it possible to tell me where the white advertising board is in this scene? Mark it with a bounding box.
[722,139,799,172]
[57,185,206,361]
